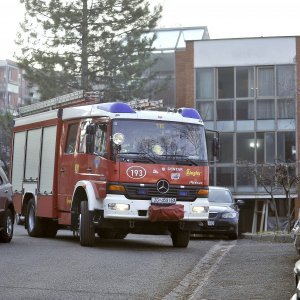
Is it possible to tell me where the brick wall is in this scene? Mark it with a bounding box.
[175,41,195,108]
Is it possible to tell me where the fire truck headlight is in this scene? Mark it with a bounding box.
[192,206,209,214]
[108,203,130,211]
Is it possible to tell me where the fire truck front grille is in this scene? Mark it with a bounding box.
[124,184,199,202]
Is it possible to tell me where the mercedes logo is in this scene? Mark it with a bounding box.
[157,179,169,194]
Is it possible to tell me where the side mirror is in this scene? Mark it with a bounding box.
[206,129,220,162]
[236,199,245,206]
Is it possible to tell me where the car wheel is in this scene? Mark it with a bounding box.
[0,209,14,243]
[171,230,190,248]
[228,227,239,240]
[26,198,43,237]
[79,201,95,247]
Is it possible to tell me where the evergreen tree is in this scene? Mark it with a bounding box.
[16,0,162,101]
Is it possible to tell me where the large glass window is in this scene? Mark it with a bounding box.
[257,67,274,97]
[277,99,295,119]
[277,132,296,162]
[237,166,255,191]
[216,101,234,120]
[256,132,275,164]
[256,99,275,119]
[219,133,234,163]
[236,133,255,163]
[216,167,234,187]
[236,100,254,120]
[196,68,214,99]
[218,67,234,98]
[196,101,214,121]
[236,67,254,98]
[277,65,295,97]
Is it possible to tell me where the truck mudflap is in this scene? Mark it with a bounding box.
[148,204,184,222]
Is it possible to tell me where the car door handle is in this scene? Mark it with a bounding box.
[4,190,8,193]
[86,168,92,173]
[60,168,65,173]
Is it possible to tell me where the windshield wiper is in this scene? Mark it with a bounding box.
[163,154,199,166]
[118,152,157,164]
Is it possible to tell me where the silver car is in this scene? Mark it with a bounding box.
[0,167,14,243]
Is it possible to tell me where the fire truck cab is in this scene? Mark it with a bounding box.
[12,91,215,248]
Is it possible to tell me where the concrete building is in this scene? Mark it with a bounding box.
[175,36,299,232]
[0,60,39,113]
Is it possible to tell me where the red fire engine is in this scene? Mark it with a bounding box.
[11,91,218,248]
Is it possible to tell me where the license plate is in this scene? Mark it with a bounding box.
[208,220,214,226]
[151,197,176,205]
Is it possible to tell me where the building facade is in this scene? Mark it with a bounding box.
[0,60,39,113]
[175,36,300,231]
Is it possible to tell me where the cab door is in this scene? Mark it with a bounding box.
[57,122,79,212]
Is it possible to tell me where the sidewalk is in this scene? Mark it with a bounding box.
[241,232,293,243]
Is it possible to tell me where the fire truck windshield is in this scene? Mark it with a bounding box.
[112,119,208,164]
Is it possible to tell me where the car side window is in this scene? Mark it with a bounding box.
[94,124,107,157]
[65,123,79,154]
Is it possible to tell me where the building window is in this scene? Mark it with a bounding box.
[219,133,234,163]
[237,166,255,191]
[277,65,295,97]
[277,99,295,119]
[257,132,275,163]
[218,67,234,98]
[196,101,214,121]
[216,167,234,187]
[256,99,275,119]
[216,100,233,120]
[236,132,255,163]
[236,100,254,120]
[236,67,254,98]
[257,67,274,97]
[277,132,296,162]
[196,68,214,99]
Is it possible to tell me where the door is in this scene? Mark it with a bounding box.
[57,122,79,212]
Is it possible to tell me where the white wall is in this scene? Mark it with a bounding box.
[194,37,296,67]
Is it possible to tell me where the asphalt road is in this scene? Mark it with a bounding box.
[0,226,298,299]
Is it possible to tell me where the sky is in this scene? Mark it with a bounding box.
[1,0,300,60]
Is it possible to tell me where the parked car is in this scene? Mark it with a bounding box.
[291,218,300,254]
[193,186,244,239]
[0,167,14,243]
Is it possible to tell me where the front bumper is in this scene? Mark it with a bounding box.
[102,194,209,221]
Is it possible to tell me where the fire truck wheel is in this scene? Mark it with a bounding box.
[26,198,43,237]
[0,209,14,243]
[80,201,95,247]
[171,230,190,248]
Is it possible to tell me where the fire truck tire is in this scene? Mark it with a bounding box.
[171,230,190,248]
[80,201,95,247]
[0,209,14,243]
[26,198,43,237]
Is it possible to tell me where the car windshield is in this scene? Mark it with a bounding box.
[209,189,233,203]
[112,119,207,162]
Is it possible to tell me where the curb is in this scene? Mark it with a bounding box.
[241,232,293,243]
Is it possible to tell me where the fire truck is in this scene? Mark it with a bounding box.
[11,91,218,248]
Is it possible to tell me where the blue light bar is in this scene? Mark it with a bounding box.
[178,108,202,120]
[97,102,136,113]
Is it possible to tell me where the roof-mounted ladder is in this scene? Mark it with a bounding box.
[18,90,100,117]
